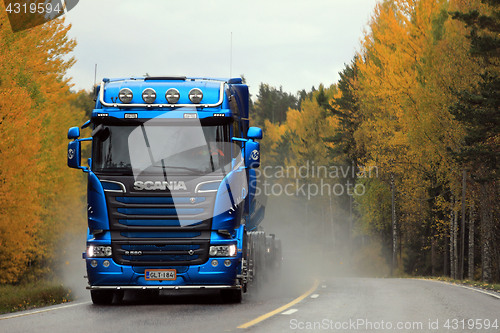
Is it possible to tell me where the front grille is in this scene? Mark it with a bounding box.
[122,244,201,251]
[107,195,214,230]
[132,266,189,274]
[111,238,209,266]
[103,182,216,266]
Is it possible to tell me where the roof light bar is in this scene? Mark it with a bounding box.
[99,80,225,108]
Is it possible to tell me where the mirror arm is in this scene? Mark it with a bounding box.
[81,120,91,129]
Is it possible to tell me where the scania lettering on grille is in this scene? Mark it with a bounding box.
[133,180,187,191]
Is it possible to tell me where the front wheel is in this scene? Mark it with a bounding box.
[90,290,114,305]
[221,289,242,303]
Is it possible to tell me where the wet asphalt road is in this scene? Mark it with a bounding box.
[1,272,499,333]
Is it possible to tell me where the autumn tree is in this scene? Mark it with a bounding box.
[450,0,500,282]
[0,5,87,283]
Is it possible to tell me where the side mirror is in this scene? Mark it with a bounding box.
[247,127,262,140]
[68,126,80,140]
[245,140,260,168]
[68,140,82,169]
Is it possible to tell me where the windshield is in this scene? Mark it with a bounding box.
[92,121,236,176]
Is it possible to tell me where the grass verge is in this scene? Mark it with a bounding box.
[0,280,74,314]
[419,276,500,293]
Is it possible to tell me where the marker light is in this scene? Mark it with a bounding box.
[165,88,180,104]
[188,88,203,103]
[119,88,133,103]
[142,88,157,103]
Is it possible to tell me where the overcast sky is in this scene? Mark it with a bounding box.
[63,0,379,98]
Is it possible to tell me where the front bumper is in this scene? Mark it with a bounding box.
[87,285,240,290]
[85,257,240,288]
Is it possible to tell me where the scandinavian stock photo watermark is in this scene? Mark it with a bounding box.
[289,318,499,331]
[251,161,378,200]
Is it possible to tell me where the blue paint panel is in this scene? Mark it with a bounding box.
[101,182,122,191]
[87,172,109,231]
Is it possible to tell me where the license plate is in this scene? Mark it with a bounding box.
[145,269,176,281]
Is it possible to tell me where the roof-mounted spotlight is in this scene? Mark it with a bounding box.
[165,88,180,104]
[142,88,157,104]
[188,88,203,104]
[118,88,133,104]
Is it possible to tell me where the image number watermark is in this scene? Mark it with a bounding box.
[3,0,79,33]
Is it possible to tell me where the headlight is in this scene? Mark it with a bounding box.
[209,245,237,257]
[87,245,112,258]
[165,88,180,104]
[118,88,133,103]
[142,88,157,103]
[188,88,203,103]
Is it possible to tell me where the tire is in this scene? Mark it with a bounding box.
[221,289,242,303]
[242,231,249,293]
[274,238,282,269]
[114,290,124,303]
[251,231,266,290]
[90,290,114,305]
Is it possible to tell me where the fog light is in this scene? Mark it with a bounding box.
[211,259,218,267]
[209,244,237,257]
[224,259,231,267]
[90,260,98,268]
[103,260,110,268]
[87,245,112,258]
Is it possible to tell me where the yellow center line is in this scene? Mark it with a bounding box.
[237,279,320,329]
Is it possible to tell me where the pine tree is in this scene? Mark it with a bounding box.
[450,0,500,282]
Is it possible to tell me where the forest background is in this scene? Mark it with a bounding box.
[1,0,500,302]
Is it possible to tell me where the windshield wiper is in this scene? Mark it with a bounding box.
[154,165,202,173]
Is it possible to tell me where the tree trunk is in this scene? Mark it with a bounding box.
[454,200,459,280]
[479,183,492,283]
[444,226,449,277]
[430,217,435,276]
[450,198,455,279]
[468,202,475,281]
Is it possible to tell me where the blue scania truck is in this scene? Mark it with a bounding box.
[67,76,281,304]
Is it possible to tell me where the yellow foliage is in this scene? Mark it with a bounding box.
[0,5,86,283]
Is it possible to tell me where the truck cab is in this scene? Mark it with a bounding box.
[67,77,269,304]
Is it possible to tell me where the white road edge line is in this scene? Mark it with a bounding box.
[310,294,319,299]
[419,279,500,300]
[0,301,92,320]
[281,309,298,315]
